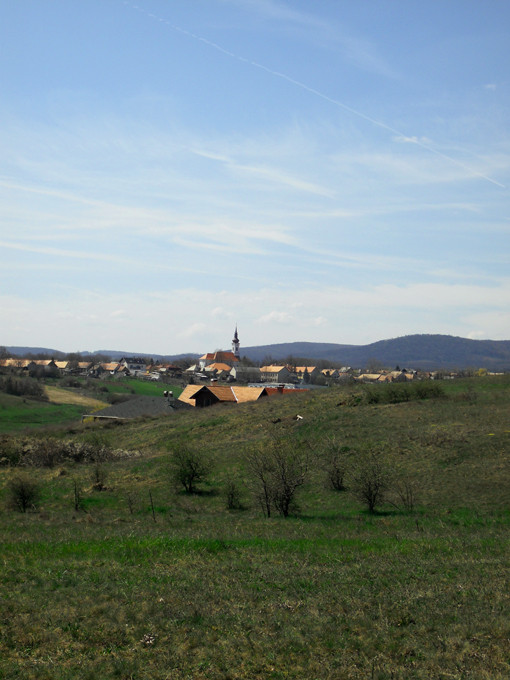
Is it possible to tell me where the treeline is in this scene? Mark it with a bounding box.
[0,375,46,400]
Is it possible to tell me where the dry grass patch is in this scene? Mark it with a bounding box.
[44,386,108,410]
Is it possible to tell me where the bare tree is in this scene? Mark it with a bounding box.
[125,491,137,515]
[246,444,274,517]
[91,463,107,491]
[73,479,85,512]
[271,438,309,517]
[172,446,211,494]
[391,478,419,513]
[224,477,243,510]
[350,450,390,514]
[322,438,350,491]
[247,437,309,518]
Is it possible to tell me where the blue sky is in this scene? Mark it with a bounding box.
[1,0,509,355]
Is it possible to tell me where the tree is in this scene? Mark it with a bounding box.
[322,438,350,491]
[172,446,211,494]
[246,444,274,517]
[271,438,309,517]
[224,477,243,510]
[350,450,390,513]
[8,475,41,513]
[247,436,309,517]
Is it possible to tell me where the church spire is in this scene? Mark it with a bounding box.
[232,325,240,358]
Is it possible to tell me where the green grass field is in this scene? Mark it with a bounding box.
[0,393,85,433]
[0,377,183,433]
[95,377,183,398]
[0,376,509,678]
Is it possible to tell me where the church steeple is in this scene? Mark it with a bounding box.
[232,325,240,358]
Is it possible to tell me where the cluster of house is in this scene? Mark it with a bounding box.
[187,351,341,384]
[0,357,182,379]
[0,354,428,386]
[2,330,447,402]
[186,350,427,385]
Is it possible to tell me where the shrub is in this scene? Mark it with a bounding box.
[350,450,390,514]
[0,436,21,466]
[363,387,381,404]
[10,437,114,468]
[321,439,350,491]
[386,384,411,403]
[61,376,81,388]
[172,446,211,494]
[247,436,309,518]
[91,463,108,491]
[412,381,445,400]
[363,380,445,405]
[0,375,45,400]
[8,475,41,512]
[224,478,243,510]
[246,444,274,517]
[73,479,85,512]
[391,478,419,513]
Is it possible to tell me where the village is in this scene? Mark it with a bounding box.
[0,327,461,414]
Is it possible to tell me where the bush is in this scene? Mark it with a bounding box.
[386,384,411,403]
[350,450,390,514]
[363,387,381,404]
[91,463,108,491]
[0,436,21,466]
[321,439,350,491]
[8,475,41,512]
[61,376,81,388]
[363,380,445,405]
[224,478,243,510]
[172,446,211,494]
[412,381,445,400]
[247,436,309,518]
[2,437,121,468]
[0,375,45,400]
[391,478,419,513]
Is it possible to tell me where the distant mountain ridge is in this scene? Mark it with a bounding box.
[4,334,510,370]
[241,335,510,370]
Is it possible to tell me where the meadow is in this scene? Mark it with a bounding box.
[0,376,509,679]
[0,377,183,432]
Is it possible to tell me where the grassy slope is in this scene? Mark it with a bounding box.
[0,376,509,679]
[0,393,85,433]
[98,377,183,398]
[0,378,182,433]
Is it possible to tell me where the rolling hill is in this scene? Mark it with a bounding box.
[241,334,510,370]
[5,334,510,370]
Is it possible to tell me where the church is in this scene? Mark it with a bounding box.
[197,327,241,371]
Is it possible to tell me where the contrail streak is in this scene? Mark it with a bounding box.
[125,2,505,189]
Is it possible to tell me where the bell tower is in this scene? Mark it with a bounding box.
[232,325,240,358]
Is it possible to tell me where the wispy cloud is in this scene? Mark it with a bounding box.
[3,277,509,352]
[219,0,398,77]
[0,239,134,264]
[258,310,294,324]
